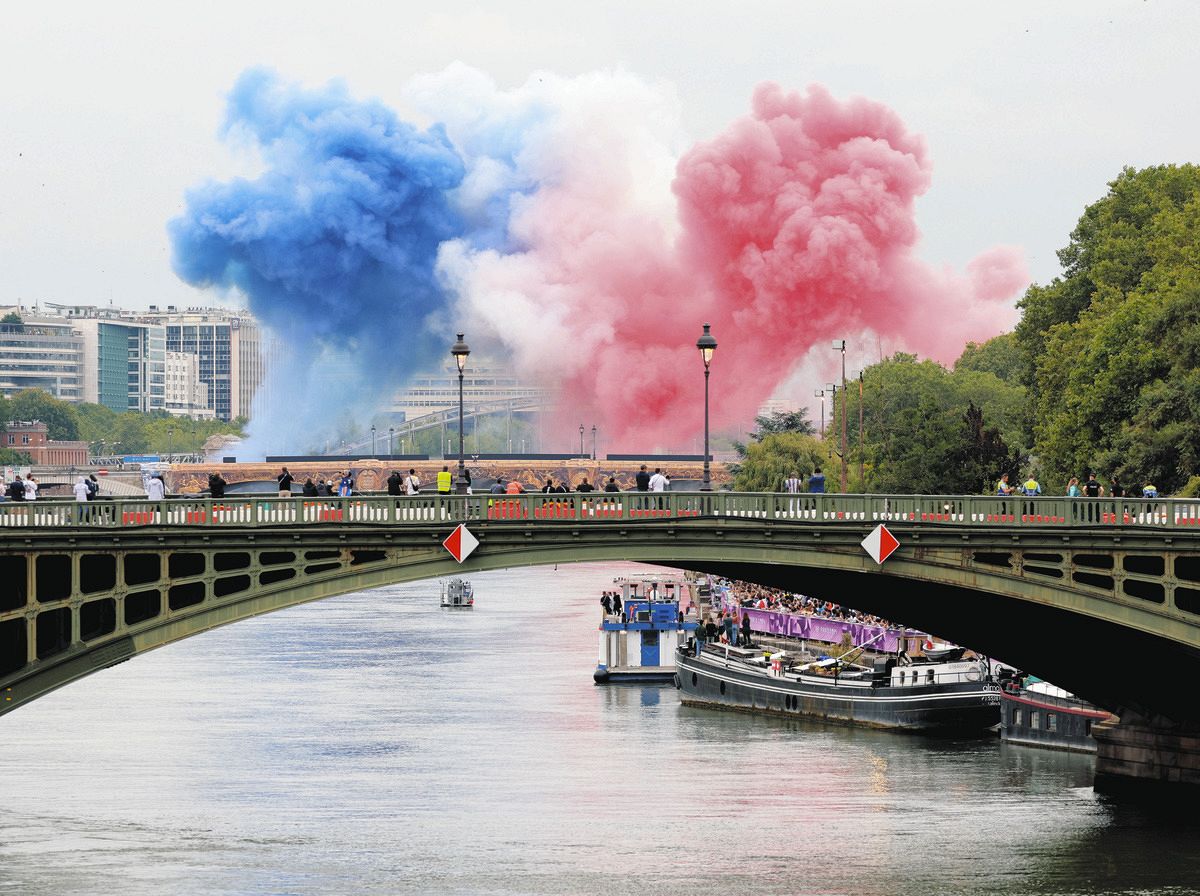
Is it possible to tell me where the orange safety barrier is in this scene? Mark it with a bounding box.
[487,500,529,520]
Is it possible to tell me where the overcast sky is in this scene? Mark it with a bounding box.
[2,0,1196,317]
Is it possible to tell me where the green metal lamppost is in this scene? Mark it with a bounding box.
[696,323,717,491]
[451,333,471,494]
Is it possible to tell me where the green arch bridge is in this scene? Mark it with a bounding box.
[4,490,1200,789]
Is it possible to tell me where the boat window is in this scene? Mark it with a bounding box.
[1047,713,1057,732]
[1031,711,1040,729]
[1013,709,1023,727]
[1085,719,1092,737]
[692,673,698,687]
[719,681,726,696]
[926,669,935,684]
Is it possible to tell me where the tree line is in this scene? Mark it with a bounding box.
[0,389,245,461]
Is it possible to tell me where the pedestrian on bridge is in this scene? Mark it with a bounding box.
[437,466,452,494]
[1066,477,1081,497]
[277,467,294,497]
[338,472,354,497]
[785,471,803,515]
[635,465,650,491]
[1022,475,1041,497]
[1110,475,1125,499]
[145,475,164,501]
[386,470,403,496]
[404,469,420,495]
[208,472,226,499]
[1083,474,1103,497]
[996,473,1013,496]
[808,468,825,493]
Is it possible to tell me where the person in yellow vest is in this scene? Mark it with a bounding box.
[436,465,452,494]
[1021,476,1041,496]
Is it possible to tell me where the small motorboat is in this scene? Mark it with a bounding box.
[440,578,474,609]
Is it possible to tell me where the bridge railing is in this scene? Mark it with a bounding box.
[0,493,1195,530]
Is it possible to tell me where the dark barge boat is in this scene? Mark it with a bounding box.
[997,670,1115,753]
[676,644,1001,732]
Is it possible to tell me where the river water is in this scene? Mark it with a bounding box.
[2,562,1198,896]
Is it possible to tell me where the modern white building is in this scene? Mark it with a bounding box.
[390,364,553,420]
[53,307,167,413]
[0,307,84,400]
[164,351,214,419]
[141,306,266,422]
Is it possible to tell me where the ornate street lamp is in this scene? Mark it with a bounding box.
[832,340,848,492]
[371,424,376,456]
[579,423,585,457]
[389,426,395,457]
[591,424,597,460]
[450,333,471,494]
[696,323,717,491]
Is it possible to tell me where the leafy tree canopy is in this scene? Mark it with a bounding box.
[732,432,827,492]
[1019,164,1200,491]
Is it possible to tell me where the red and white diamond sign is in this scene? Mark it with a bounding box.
[861,523,900,565]
[442,524,479,564]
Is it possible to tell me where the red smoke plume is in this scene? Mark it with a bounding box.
[442,77,1027,450]
[549,83,1026,447]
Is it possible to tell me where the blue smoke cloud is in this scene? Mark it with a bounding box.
[169,69,479,453]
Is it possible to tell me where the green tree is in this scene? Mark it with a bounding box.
[8,389,80,440]
[732,432,827,491]
[1021,164,1200,491]
[834,354,1027,494]
[1,312,22,326]
[955,333,1022,386]
[730,409,816,475]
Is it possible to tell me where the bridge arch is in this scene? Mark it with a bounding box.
[4,492,1200,728]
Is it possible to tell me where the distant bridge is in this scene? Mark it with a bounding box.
[3,491,1200,787]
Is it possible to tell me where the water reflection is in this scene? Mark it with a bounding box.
[0,562,1196,895]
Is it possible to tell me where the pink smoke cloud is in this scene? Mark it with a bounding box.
[438,76,1027,450]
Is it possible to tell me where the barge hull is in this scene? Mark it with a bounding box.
[676,651,1000,732]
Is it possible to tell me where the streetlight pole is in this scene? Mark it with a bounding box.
[858,371,864,491]
[591,424,597,460]
[825,382,838,467]
[450,333,471,494]
[371,425,376,457]
[696,323,717,491]
[579,423,584,457]
[813,389,825,438]
[832,340,848,492]
[389,427,394,457]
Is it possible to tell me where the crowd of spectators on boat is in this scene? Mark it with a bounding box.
[721,580,897,630]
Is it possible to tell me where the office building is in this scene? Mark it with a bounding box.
[0,309,84,401]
